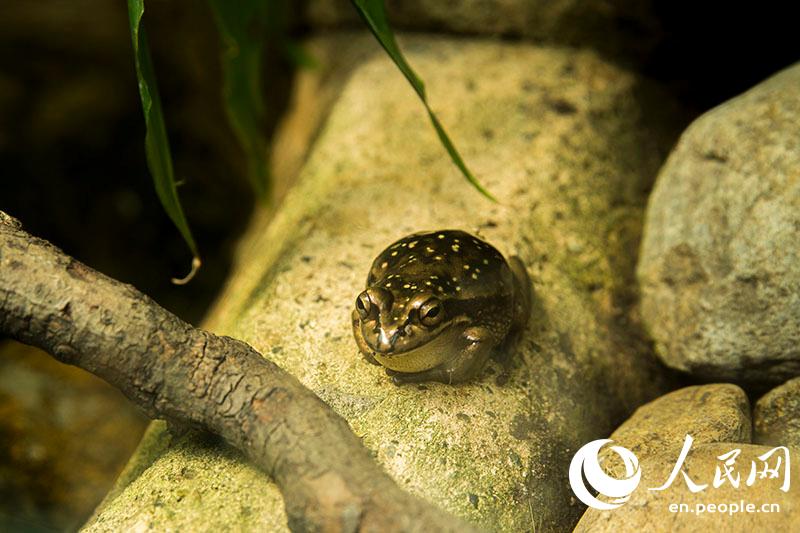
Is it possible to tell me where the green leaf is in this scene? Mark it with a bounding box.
[207,0,272,200]
[350,0,496,201]
[127,0,201,272]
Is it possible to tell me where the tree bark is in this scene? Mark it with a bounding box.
[0,211,477,533]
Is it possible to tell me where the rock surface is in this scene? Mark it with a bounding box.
[638,62,800,385]
[754,377,800,448]
[599,384,751,478]
[84,427,288,532]
[88,34,680,532]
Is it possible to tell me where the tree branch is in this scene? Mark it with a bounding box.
[0,211,477,533]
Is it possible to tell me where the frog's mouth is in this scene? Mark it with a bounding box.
[369,321,468,373]
[366,317,467,357]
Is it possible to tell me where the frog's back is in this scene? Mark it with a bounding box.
[367,230,514,301]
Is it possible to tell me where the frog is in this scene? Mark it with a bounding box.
[351,229,531,385]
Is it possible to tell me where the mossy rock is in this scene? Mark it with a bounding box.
[88,34,681,532]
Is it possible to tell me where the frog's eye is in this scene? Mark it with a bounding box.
[355,291,375,320]
[419,297,444,327]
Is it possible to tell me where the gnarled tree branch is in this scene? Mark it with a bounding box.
[0,211,477,533]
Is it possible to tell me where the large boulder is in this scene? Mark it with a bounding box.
[638,63,800,385]
[87,34,679,532]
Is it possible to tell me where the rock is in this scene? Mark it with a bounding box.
[599,384,751,478]
[90,34,680,532]
[305,0,662,64]
[83,429,288,532]
[575,443,799,532]
[754,377,800,448]
[638,62,800,385]
[269,32,383,201]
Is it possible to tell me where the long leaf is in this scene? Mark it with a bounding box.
[127,0,201,282]
[350,0,496,201]
[208,0,271,200]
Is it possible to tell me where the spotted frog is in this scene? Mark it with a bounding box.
[352,230,530,384]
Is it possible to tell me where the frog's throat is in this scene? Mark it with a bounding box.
[372,322,467,373]
[369,315,471,356]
